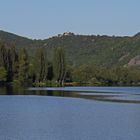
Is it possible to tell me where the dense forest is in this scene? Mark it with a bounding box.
[0,44,66,87]
[1,30,140,67]
[0,30,140,87]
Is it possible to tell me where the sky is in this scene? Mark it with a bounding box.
[0,0,140,39]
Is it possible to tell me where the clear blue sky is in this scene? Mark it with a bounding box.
[0,0,140,39]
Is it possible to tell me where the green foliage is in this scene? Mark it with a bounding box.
[53,47,66,85]
[10,45,19,80]
[0,67,7,82]
[46,80,60,87]
[0,43,7,68]
[34,47,48,82]
[1,31,140,87]
[0,43,19,82]
[33,80,61,87]
[89,77,102,86]
[12,80,21,87]
[18,48,30,86]
[33,82,46,87]
[71,64,140,86]
[1,30,140,67]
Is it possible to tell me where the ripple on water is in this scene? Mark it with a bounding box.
[0,95,139,140]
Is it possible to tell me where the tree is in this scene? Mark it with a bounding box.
[53,47,66,85]
[0,67,7,82]
[0,43,8,69]
[18,48,29,85]
[6,48,13,82]
[34,47,48,82]
[1,44,19,82]
[10,45,19,80]
[47,62,53,80]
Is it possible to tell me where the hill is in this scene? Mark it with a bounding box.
[0,30,140,67]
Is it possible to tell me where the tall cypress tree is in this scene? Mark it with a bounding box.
[10,45,19,80]
[18,48,29,85]
[6,48,13,82]
[0,43,17,83]
[53,47,66,85]
[0,43,7,69]
[34,47,48,82]
[0,43,8,82]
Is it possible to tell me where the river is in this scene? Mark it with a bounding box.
[0,86,139,140]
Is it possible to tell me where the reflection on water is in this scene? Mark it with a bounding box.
[0,86,140,104]
[0,86,140,140]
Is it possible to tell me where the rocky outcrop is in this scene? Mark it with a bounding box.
[128,55,140,66]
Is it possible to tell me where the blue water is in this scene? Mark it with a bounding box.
[0,87,140,140]
[30,86,140,94]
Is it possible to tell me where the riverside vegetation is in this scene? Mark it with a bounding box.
[0,31,140,87]
[0,44,66,87]
[0,43,140,87]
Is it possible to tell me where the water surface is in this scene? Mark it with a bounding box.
[0,86,139,140]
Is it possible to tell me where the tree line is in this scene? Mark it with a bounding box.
[0,43,140,87]
[0,43,66,87]
[71,64,140,86]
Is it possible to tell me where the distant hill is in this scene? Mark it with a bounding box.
[0,30,140,67]
[0,30,33,47]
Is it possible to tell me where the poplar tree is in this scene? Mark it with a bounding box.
[18,48,29,85]
[6,48,12,82]
[0,43,7,69]
[0,43,8,82]
[10,45,19,80]
[34,47,48,82]
[53,47,66,85]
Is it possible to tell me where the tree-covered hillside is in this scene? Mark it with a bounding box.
[1,31,140,86]
[0,30,140,67]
